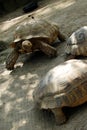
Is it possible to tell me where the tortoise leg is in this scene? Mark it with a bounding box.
[58,31,66,42]
[6,49,19,70]
[64,53,75,60]
[51,108,66,125]
[39,41,58,57]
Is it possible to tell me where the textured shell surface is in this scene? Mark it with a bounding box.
[14,19,58,42]
[67,26,87,45]
[33,59,87,108]
[66,26,87,55]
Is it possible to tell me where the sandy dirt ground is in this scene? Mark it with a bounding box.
[0,0,87,130]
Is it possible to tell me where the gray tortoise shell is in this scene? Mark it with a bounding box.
[66,26,87,55]
[13,19,59,44]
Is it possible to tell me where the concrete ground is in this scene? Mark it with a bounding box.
[0,0,87,130]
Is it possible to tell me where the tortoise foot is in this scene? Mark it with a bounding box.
[6,65,14,70]
[55,114,66,125]
[49,49,58,58]
[51,108,67,125]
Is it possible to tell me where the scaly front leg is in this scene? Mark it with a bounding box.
[6,49,19,70]
[38,41,58,57]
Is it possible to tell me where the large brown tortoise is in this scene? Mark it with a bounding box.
[33,59,87,125]
[65,26,87,59]
[6,18,65,70]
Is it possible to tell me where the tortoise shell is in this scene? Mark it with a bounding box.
[33,59,87,109]
[66,26,87,56]
[13,18,59,44]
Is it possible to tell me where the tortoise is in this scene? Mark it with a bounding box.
[33,59,87,125]
[6,18,65,70]
[65,26,87,59]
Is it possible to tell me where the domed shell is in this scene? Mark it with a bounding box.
[33,59,87,109]
[66,26,87,55]
[13,19,59,43]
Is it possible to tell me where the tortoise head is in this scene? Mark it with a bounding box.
[21,40,32,53]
